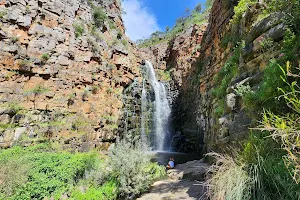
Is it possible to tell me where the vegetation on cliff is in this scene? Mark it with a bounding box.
[137,1,213,48]
[206,0,300,199]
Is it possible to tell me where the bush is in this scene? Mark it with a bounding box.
[70,181,117,200]
[231,0,256,24]
[41,53,50,63]
[0,145,96,199]
[73,21,84,38]
[0,158,31,196]
[92,6,107,28]
[108,140,165,198]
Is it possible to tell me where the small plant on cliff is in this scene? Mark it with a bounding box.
[0,9,7,19]
[24,84,50,109]
[11,36,19,43]
[41,53,50,64]
[3,102,23,114]
[92,6,107,28]
[231,0,256,24]
[73,21,84,38]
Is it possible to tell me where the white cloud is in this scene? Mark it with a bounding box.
[122,0,160,41]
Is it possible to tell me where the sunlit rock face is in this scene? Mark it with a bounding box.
[0,0,143,150]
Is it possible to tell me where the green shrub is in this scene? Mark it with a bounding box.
[92,6,107,28]
[70,181,117,200]
[73,21,84,38]
[0,9,7,19]
[11,36,19,43]
[108,140,165,198]
[0,158,31,196]
[0,145,97,199]
[231,0,256,24]
[41,53,50,63]
[121,39,127,46]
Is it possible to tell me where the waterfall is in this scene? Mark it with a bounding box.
[140,79,147,147]
[144,60,171,151]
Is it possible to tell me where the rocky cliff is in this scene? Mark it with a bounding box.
[141,0,286,153]
[0,0,143,150]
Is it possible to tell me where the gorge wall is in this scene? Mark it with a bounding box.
[143,0,286,153]
[0,0,287,154]
[0,0,143,150]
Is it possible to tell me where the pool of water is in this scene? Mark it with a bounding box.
[148,151,202,166]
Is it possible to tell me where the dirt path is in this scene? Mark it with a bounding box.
[138,160,209,200]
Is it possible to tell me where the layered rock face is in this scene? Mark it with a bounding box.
[184,0,285,151]
[142,0,285,153]
[0,0,142,150]
[140,24,207,152]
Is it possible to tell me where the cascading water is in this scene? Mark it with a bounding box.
[140,79,147,148]
[144,60,171,151]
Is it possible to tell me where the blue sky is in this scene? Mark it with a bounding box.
[122,0,206,41]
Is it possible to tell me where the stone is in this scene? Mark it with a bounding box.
[57,55,70,66]
[14,127,27,141]
[0,114,10,124]
[17,15,32,28]
[226,93,237,111]
[229,111,252,142]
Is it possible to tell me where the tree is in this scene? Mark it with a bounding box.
[165,26,170,33]
[194,3,202,13]
[24,84,49,109]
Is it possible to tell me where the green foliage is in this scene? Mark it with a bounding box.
[0,158,31,196]
[108,140,166,198]
[220,34,241,49]
[234,84,252,97]
[108,19,117,30]
[92,6,107,28]
[0,9,7,19]
[231,0,256,24]
[11,36,19,43]
[19,59,31,68]
[73,21,84,38]
[214,100,225,118]
[212,44,241,117]
[2,102,23,114]
[0,145,96,199]
[70,181,117,200]
[260,38,274,51]
[121,39,127,46]
[242,60,288,114]
[41,53,50,63]
[206,153,253,200]
[158,70,172,81]
[24,84,50,96]
[137,3,210,48]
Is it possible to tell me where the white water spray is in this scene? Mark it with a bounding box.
[144,61,171,150]
[141,79,147,147]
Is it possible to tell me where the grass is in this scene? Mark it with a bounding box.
[205,152,253,200]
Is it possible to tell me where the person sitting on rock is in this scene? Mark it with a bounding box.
[166,158,175,169]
